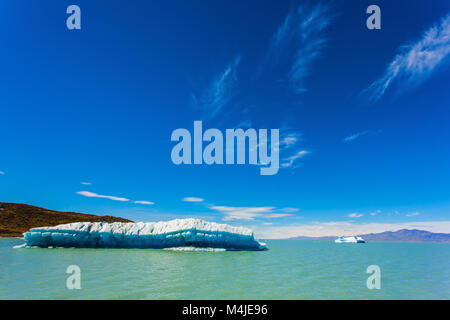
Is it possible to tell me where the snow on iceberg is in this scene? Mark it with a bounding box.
[23,218,267,251]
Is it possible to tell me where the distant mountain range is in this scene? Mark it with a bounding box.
[0,202,133,237]
[288,229,450,243]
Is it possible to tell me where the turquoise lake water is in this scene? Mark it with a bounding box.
[1,237,449,299]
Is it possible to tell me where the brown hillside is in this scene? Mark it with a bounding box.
[0,202,133,237]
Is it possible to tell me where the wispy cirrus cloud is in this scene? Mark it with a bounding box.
[348,212,363,218]
[363,14,450,103]
[279,132,301,148]
[76,191,129,202]
[134,200,154,205]
[281,150,309,168]
[196,56,241,119]
[80,182,92,185]
[183,197,204,202]
[343,131,370,142]
[406,211,420,217]
[248,128,309,170]
[0,171,4,175]
[210,205,296,221]
[269,3,333,93]
[277,127,309,169]
[77,191,155,205]
[343,129,382,142]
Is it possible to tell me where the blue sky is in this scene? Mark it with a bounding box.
[1,0,449,238]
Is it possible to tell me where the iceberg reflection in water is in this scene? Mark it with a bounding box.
[22,218,267,251]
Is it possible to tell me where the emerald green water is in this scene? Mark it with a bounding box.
[1,238,449,299]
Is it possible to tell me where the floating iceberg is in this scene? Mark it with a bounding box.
[22,218,267,251]
[334,236,365,243]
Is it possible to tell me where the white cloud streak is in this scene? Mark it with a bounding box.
[363,14,450,103]
[210,205,296,221]
[183,197,204,203]
[279,132,301,148]
[281,150,309,168]
[134,200,155,205]
[276,128,309,170]
[343,129,382,142]
[200,56,241,118]
[348,212,363,218]
[270,3,333,93]
[344,131,370,142]
[76,191,129,202]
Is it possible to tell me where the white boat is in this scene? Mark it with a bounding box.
[334,236,365,243]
